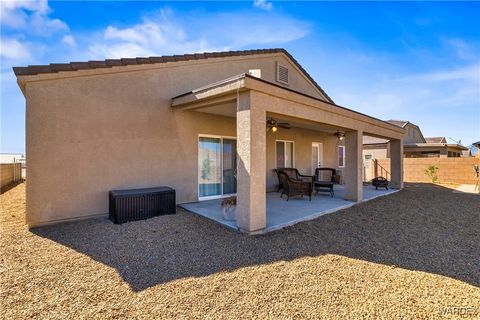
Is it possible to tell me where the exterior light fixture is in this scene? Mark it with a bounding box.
[335,131,345,141]
[271,126,278,133]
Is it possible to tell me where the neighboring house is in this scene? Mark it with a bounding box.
[0,153,25,164]
[14,48,405,233]
[363,120,468,159]
[472,141,480,158]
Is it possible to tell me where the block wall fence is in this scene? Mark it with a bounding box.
[374,157,480,185]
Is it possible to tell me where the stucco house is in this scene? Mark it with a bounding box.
[14,48,404,234]
[363,120,468,159]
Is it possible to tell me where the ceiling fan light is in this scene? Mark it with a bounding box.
[272,126,278,133]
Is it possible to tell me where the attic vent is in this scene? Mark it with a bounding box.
[276,62,289,85]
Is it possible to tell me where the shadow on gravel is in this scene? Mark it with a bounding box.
[32,183,480,291]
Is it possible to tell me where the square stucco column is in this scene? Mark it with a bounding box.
[344,130,363,202]
[236,92,266,233]
[389,139,404,189]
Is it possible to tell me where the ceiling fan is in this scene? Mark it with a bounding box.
[266,118,290,132]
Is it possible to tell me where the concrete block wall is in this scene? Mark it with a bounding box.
[1,163,22,189]
[375,157,480,185]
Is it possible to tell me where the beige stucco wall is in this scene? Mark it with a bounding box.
[23,53,332,226]
[266,128,339,191]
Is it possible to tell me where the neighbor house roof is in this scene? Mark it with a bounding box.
[404,143,469,150]
[363,136,389,145]
[425,137,447,143]
[13,48,334,103]
[387,120,409,128]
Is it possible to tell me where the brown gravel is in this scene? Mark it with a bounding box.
[1,183,479,319]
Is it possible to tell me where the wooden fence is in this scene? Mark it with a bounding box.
[1,163,22,189]
[374,157,480,185]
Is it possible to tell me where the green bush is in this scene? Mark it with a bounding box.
[424,165,439,183]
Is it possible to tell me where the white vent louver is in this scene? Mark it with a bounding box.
[276,62,289,85]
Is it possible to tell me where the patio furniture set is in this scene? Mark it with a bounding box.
[276,168,389,201]
[275,168,337,201]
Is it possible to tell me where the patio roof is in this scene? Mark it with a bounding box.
[171,73,405,140]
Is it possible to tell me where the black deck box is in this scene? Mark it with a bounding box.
[109,187,175,224]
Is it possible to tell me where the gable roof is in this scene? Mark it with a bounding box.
[12,48,334,103]
[387,119,426,143]
[425,137,447,143]
[387,120,408,128]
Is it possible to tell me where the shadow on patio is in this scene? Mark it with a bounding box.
[32,183,480,292]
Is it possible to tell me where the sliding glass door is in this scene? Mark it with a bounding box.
[198,136,237,199]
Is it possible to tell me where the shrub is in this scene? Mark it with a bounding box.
[424,165,439,183]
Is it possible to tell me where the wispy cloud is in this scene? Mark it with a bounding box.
[398,64,480,82]
[62,35,76,47]
[254,0,273,11]
[88,9,311,59]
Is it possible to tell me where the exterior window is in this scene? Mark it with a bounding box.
[276,141,294,168]
[338,146,345,168]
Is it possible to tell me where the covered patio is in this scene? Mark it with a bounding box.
[172,73,405,234]
[180,184,398,233]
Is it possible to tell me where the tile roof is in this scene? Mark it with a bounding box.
[13,48,334,103]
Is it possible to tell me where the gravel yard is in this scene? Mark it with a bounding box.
[1,183,479,319]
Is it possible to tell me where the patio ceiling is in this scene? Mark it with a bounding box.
[171,73,405,140]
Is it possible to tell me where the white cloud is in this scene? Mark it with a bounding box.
[88,9,310,59]
[253,0,272,11]
[62,35,76,47]
[0,38,32,60]
[1,0,68,35]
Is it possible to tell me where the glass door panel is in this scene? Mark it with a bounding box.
[285,142,294,167]
[198,137,222,198]
[222,139,237,195]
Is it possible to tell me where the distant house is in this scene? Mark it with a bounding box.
[363,120,468,159]
[0,153,25,164]
[472,141,480,158]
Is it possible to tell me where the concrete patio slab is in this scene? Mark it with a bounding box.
[179,185,398,233]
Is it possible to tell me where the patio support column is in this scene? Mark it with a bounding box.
[236,92,266,233]
[389,139,404,189]
[344,130,363,202]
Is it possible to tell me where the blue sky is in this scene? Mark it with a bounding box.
[1,0,479,154]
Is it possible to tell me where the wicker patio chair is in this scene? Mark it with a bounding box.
[275,168,314,192]
[278,171,313,201]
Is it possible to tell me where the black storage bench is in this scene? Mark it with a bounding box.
[109,186,175,224]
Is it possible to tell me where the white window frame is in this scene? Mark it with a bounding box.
[338,145,345,168]
[198,134,237,201]
[275,140,295,168]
